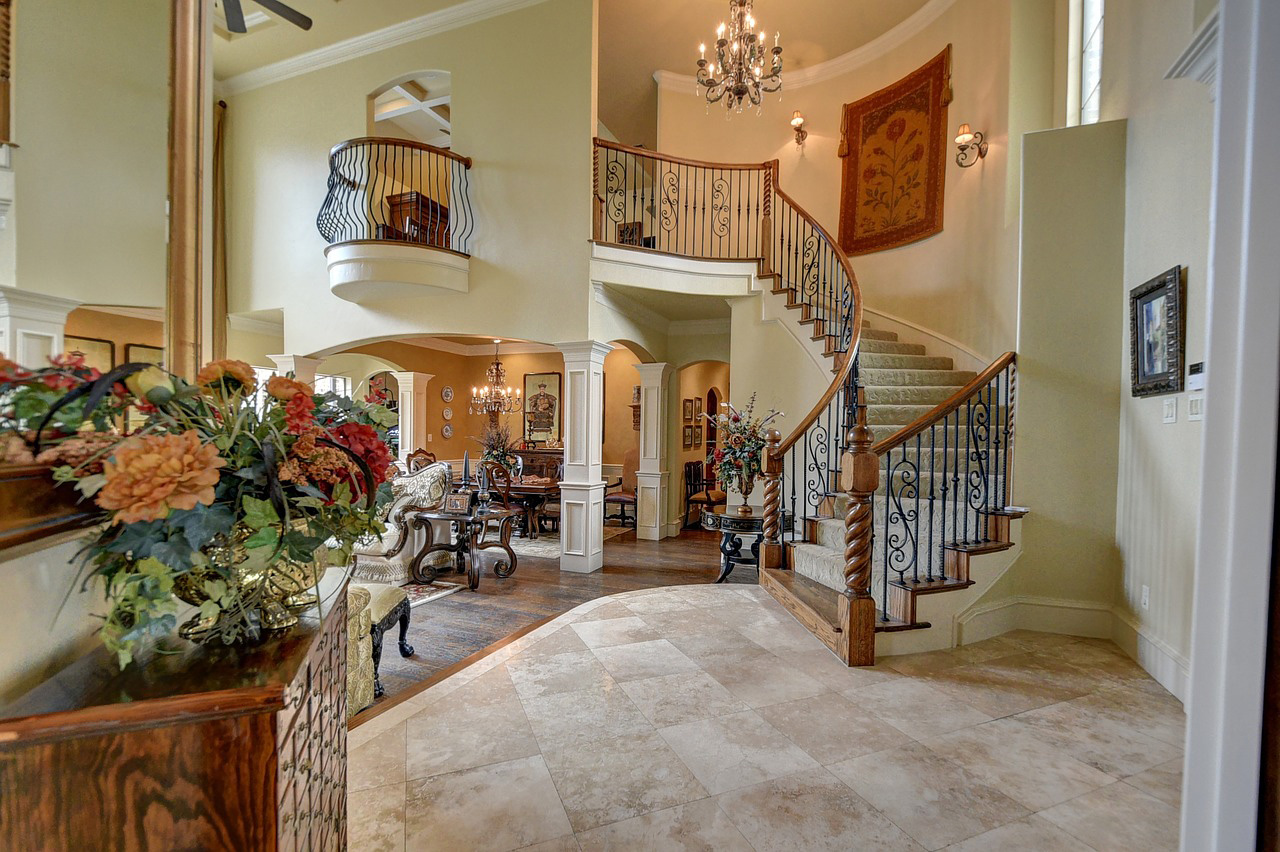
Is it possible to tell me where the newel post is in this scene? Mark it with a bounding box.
[760,161,778,273]
[838,408,877,666]
[760,429,783,571]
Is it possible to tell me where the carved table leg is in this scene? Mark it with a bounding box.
[716,532,743,583]
[370,621,386,699]
[395,598,414,657]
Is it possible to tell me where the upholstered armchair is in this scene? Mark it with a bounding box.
[351,461,453,584]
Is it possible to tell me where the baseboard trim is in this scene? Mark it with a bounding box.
[957,594,1189,703]
[1111,607,1191,702]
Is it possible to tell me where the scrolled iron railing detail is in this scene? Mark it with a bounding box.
[316,137,474,256]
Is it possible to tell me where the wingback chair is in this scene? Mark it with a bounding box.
[351,460,453,584]
[683,460,726,527]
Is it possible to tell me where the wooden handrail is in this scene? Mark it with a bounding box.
[593,137,773,172]
[328,136,473,169]
[771,191,864,457]
[870,351,1017,456]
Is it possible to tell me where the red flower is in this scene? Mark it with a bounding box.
[872,146,887,157]
[885,117,907,142]
[50,352,86,370]
[713,449,725,462]
[909,143,925,163]
[331,422,394,489]
[284,393,315,434]
[862,166,878,182]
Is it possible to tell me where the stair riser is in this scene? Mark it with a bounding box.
[863,385,966,406]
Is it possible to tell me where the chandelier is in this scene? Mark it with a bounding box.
[696,0,783,113]
[470,340,522,418]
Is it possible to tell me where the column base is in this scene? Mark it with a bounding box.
[559,481,605,573]
[635,471,669,541]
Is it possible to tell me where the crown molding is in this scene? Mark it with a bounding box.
[1166,7,1219,98]
[228,313,285,336]
[79,305,165,322]
[216,0,552,97]
[656,0,957,93]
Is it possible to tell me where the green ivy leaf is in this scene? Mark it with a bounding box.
[242,496,279,530]
[244,526,280,550]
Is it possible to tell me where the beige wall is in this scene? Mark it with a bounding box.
[1103,0,1212,668]
[225,0,598,358]
[657,0,1035,360]
[12,0,169,305]
[602,347,642,467]
[1014,121,1127,610]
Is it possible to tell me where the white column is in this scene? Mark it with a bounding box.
[390,371,434,462]
[0,286,79,366]
[268,354,325,385]
[634,362,674,541]
[557,340,611,573]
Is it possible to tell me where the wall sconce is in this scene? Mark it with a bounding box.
[954,123,988,167]
[790,111,808,148]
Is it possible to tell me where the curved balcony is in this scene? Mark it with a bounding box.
[316,137,475,303]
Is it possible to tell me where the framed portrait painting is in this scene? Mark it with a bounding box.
[63,336,114,373]
[524,372,562,442]
[1129,266,1185,397]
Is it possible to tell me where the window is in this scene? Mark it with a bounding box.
[248,367,352,412]
[1079,0,1104,124]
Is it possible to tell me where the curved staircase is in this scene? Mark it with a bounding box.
[591,139,1026,665]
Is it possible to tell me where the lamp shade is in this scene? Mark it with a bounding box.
[790,110,805,128]
[955,123,975,145]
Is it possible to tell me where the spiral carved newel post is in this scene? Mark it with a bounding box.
[760,429,783,570]
[839,401,878,666]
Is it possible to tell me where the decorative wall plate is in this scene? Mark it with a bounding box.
[442,407,453,421]
[441,386,454,403]
[441,424,454,439]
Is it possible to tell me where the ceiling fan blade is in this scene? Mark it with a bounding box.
[223,0,247,33]
[251,0,314,31]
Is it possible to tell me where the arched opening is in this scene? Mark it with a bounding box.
[705,386,720,481]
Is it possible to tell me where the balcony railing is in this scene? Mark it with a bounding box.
[316,137,475,256]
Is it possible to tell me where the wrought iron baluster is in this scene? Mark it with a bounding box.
[927,425,936,581]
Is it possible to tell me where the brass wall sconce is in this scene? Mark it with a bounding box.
[955,123,987,167]
[790,111,808,148]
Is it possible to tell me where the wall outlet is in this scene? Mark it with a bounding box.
[1188,395,1204,421]
[1162,398,1177,424]
[427,433,433,442]
[1141,584,1150,610]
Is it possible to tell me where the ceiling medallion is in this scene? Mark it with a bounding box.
[696,0,784,114]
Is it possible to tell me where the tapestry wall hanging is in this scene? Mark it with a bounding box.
[838,45,952,256]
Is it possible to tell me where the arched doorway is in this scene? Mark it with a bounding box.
[705,387,720,480]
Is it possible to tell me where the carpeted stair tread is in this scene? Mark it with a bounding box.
[859,353,955,371]
[860,368,977,387]
[859,328,899,342]
[791,543,847,593]
[864,385,969,406]
[859,339,927,356]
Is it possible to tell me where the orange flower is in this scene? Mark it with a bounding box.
[266,374,312,401]
[195,359,256,395]
[97,430,226,524]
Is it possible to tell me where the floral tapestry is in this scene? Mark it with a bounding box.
[837,46,952,256]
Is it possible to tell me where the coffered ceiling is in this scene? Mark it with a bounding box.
[212,0,931,147]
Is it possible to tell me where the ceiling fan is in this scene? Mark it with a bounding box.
[222,0,313,33]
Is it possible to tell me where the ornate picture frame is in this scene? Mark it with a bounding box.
[124,343,164,366]
[683,399,694,423]
[443,492,471,514]
[523,372,562,442]
[63,336,115,373]
[683,425,694,449]
[1129,266,1185,397]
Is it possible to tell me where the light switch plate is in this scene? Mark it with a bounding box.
[1162,398,1177,424]
[1188,395,1204,421]
[1141,585,1150,610]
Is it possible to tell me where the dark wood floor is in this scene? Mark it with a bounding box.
[371,527,755,706]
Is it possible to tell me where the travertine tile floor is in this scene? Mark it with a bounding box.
[347,585,1184,851]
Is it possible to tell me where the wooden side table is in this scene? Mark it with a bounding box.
[408,506,520,590]
[702,507,769,583]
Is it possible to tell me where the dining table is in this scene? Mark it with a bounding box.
[451,475,561,539]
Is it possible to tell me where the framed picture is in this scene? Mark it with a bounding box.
[63,336,114,373]
[443,492,471,514]
[694,397,703,420]
[1129,266,1185,397]
[683,425,694,449]
[524,372,562,442]
[694,425,703,448]
[683,399,694,423]
[124,343,164,366]
[618,221,643,247]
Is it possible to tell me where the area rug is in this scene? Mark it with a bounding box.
[838,45,951,255]
[403,581,465,609]
[509,525,629,560]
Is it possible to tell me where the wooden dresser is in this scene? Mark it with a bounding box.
[515,448,564,480]
[0,582,348,851]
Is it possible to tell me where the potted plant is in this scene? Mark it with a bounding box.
[706,393,782,516]
[0,353,396,667]
[472,418,520,475]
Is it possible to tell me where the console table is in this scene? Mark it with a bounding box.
[0,570,349,850]
[702,507,771,583]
